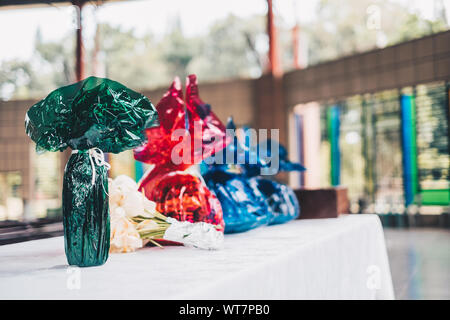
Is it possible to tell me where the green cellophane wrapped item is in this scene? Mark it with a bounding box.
[25,76,159,267]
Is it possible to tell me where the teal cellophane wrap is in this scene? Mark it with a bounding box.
[25,77,159,267]
[25,76,158,153]
[63,152,110,267]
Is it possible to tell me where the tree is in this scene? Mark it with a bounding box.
[1,1,448,100]
[301,0,449,66]
[0,28,74,100]
[0,59,38,99]
[97,23,170,91]
[160,16,198,81]
[391,12,448,43]
[34,28,75,87]
[188,14,265,81]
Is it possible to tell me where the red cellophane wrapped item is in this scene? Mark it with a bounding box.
[133,78,187,167]
[185,74,229,163]
[134,76,229,238]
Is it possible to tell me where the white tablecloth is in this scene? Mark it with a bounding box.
[0,214,394,299]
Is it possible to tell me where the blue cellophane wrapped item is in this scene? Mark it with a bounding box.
[242,135,305,225]
[202,170,271,234]
[248,177,301,224]
[202,118,274,233]
[203,118,306,229]
[243,136,305,177]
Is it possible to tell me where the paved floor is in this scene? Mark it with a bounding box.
[384,228,450,300]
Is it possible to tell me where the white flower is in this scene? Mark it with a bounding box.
[112,206,126,218]
[110,207,143,253]
[107,174,224,251]
[109,175,158,218]
[108,175,160,253]
[121,191,145,218]
[112,175,138,192]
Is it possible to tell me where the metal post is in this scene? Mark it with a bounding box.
[328,105,341,186]
[292,24,300,69]
[60,1,86,203]
[400,92,418,207]
[267,0,281,76]
[73,0,85,82]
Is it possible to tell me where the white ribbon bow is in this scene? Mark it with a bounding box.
[72,148,111,185]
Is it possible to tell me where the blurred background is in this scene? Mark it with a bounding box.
[0,0,449,299]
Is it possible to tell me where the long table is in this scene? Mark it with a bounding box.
[0,214,394,299]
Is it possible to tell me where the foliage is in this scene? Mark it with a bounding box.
[304,0,448,65]
[188,14,265,80]
[0,1,448,100]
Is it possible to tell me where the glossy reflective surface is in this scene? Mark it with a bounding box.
[63,152,109,267]
[203,171,271,234]
[142,170,224,232]
[26,77,159,266]
[202,118,305,232]
[134,76,229,170]
[250,178,300,225]
[133,79,186,167]
[135,76,227,231]
[26,76,158,154]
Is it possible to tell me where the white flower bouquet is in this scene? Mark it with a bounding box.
[109,175,224,253]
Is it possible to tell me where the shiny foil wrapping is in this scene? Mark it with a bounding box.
[63,152,110,266]
[202,118,272,233]
[249,177,300,225]
[244,139,305,225]
[202,118,306,233]
[203,170,271,234]
[134,76,227,233]
[142,169,224,232]
[25,76,159,266]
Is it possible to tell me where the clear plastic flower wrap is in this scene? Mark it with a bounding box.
[134,76,227,240]
[25,76,159,266]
